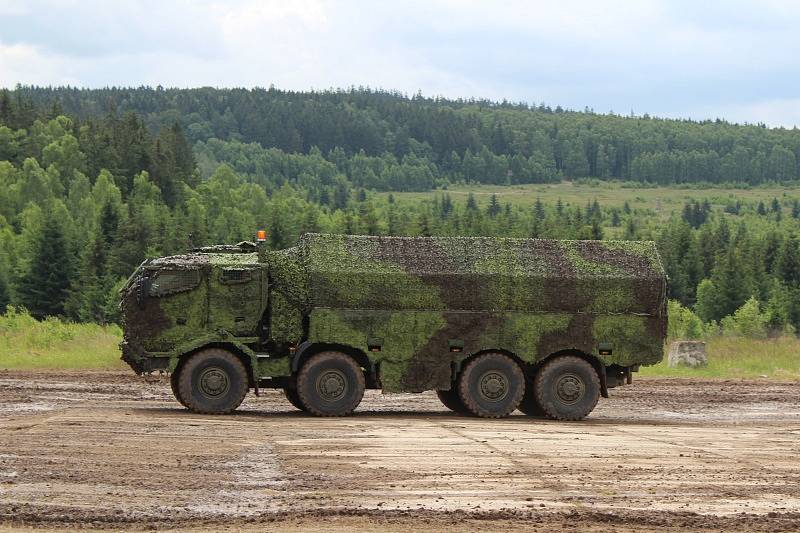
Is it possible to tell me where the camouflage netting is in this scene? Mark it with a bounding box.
[121,233,668,391]
[292,233,666,316]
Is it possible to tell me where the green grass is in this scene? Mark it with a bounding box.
[379,181,800,219]
[640,337,800,379]
[0,308,123,370]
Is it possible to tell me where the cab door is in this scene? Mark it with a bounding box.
[208,266,264,336]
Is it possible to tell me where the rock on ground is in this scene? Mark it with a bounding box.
[668,340,708,368]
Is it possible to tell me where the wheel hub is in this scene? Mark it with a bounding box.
[316,370,347,402]
[198,367,230,398]
[479,371,508,402]
[555,374,585,404]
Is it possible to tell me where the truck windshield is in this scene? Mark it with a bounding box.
[148,269,201,297]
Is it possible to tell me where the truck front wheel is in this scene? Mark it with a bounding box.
[534,355,600,421]
[296,351,365,416]
[457,352,525,418]
[177,348,249,414]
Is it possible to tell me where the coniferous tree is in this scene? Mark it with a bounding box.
[17,212,73,318]
[486,194,501,217]
[0,271,9,312]
[466,192,478,211]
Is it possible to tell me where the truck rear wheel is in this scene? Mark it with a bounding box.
[457,352,525,418]
[284,387,307,411]
[296,351,365,417]
[517,378,546,417]
[436,388,467,414]
[534,355,600,421]
[177,348,249,414]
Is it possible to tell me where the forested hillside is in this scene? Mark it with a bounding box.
[1,86,800,336]
[6,86,800,188]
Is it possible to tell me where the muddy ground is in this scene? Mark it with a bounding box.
[0,371,799,532]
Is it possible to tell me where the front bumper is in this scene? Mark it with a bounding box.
[120,340,169,374]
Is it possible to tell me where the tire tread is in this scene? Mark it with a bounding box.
[296,351,365,417]
[534,355,600,421]
[457,352,525,419]
[177,348,249,415]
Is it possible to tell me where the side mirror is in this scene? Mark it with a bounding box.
[136,274,152,307]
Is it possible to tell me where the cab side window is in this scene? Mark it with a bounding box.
[148,269,201,297]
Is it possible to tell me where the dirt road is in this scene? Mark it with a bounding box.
[1,370,799,531]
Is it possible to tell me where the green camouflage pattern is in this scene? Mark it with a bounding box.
[120,234,667,392]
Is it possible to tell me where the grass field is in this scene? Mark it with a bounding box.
[641,336,800,379]
[379,181,800,218]
[0,309,123,370]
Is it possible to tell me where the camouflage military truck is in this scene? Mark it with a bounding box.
[120,233,667,420]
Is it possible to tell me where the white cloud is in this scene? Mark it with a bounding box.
[0,42,79,86]
[0,0,799,126]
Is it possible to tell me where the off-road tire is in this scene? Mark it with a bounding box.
[517,376,546,417]
[177,348,249,414]
[457,352,525,418]
[284,387,307,411]
[296,351,365,417]
[436,388,468,414]
[170,370,190,409]
[534,355,600,421]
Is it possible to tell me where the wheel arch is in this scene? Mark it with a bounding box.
[533,349,609,398]
[291,342,375,379]
[452,348,527,381]
[173,342,257,388]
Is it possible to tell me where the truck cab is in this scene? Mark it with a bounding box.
[119,242,268,374]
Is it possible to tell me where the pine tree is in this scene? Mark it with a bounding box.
[590,219,603,240]
[0,271,8,312]
[775,234,800,288]
[466,192,478,211]
[534,197,545,220]
[0,90,12,126]
[441,193,453,218]
[710,247,749,319]
[17,213,73,318]
[486,194,501,217]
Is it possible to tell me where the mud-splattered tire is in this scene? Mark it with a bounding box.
[534,355,600,421]
[177,348,249,414]
[517,376,546,417]
[457,352,525,418]
[170,370,190,409]
[436,388,468,414]
[284,387,307,411]
[296,351,365,417]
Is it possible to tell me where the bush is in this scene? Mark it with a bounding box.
[667,300,706,340]
[720,297,769,338]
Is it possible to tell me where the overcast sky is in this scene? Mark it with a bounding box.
[1,0,799,127]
